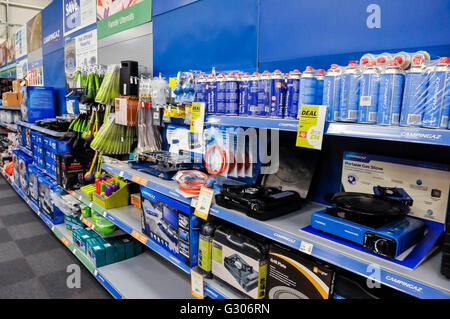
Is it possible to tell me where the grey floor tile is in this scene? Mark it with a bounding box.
[0,228,12,243]
[0,218,4,228]
[38,268,106,299]
[0,204,32,217]
[0,258,35,287]
[0,241,23,263]
[15,233,62,256]
[26,248,78,277]
[7,221,49,241]
[0,278,49,299]
[2,211,39,227]
[68,287,112,299]
[0,195,23,205]
[0,190,15,199]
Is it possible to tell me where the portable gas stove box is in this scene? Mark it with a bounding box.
[15,150,33,195]
[140,186,201,268]
[267,244,335,299]
[28,165,44,206]
[211,225,269,299]
[38,175,65,224]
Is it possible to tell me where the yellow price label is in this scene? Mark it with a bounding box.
[169,78,177,88]
[194,187,214,220]
[131,175,148,186]
[296,105,327,150]
[190,102,205,134]
[190,269,205,299]
[131,230,149,245]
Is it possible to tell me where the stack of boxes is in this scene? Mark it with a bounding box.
[72,227,144,268]
[43,136,70,180]
[31,131,45,170]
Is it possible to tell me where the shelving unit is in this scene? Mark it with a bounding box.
[69,189,243,298]
[99,159,450,299]
[0,122,17,132]
[1,174,193,299]
[17,121,74,138]
[0,106,21,111]
[205,115,450,147]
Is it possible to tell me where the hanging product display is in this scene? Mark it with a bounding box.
[95,64,120,105]
[90,114,136,155]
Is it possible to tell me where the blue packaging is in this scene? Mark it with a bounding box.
[299,66,317,108]
[38,175,64,224]
[422,57,450,129]
[238,72,250,116]
[215,73,227,115]
[400,58,429,127]
[195,74,207,104]
[206,74,217,114]
[315,69,325,105]
[257,71,271,117]
[323,64,342,122]
[13,150,32,194]
[340,61,361,122]
[269,70,286,118]
[225,72,239,115]
[21,86,55,123]
[43,136,70,154]
[358,61,380,124]
[140,186,201,267]
[247,72,260,116]
[377,61,405,125]
[284,69,301,119]
[28,165,44,206]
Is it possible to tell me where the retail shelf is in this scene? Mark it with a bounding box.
[99,250,193,299]
[70,190,192,274]
[101,159,192,205]
[17,121,74,138]
[0,106,21,111]
[0,121,17,131]
[100,160,450,299]
[204,115,450,147]
[3,175,196,299]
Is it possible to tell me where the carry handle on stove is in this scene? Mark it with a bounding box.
[226,233,244,248]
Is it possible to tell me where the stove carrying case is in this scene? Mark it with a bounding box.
[211,225,269,299]
[267,244,335,299]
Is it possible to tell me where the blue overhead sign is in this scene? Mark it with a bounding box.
[42,0,63,55]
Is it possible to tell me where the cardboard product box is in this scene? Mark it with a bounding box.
[2,92,22,107]
[267,244,335,299]
[21,86,55,123]
[28,164,44,206]
[56,153,92,190]
[96,237,116,265]
[37,175,65,224]
[73,229,98,254]
[140,186,202,268]
[16,150,33,195]
[64,215,86,235]
[130,193,141,210]
[115,96,138,126]
[211,225,269,299]
[86,238,107,267]
[13,79,27,93]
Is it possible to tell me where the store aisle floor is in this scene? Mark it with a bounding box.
[0,176,111,299]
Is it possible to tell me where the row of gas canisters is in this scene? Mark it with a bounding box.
[194,67,325,120]
[194,50,450,130]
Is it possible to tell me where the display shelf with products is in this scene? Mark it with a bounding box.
[0,106,21,111]
[0,121,17,132]
[17,121,74,139]
[204,116,450,147]
[98,160,450,299]
[2,175,196,299]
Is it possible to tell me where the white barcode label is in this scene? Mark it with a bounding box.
[299,241,313,255]
[360,96,372,106]
[391,114,400,124]
[348,110,358,120]
[407,114,422,125]
[369,112,377,122]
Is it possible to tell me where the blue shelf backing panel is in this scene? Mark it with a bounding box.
[153,0,258,76]
[258,0,450,71]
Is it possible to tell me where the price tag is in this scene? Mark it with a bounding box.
[61,236,70,247]
[169,78,177,88]
[299,241,313,255]
[190,269,205,299]
[190,102,206,134]
[131,230,149,245]
[296,105,327,150]
[119,171,124,177]
[194,187,214,220]
[82,218,93,228]
[131,174,148,186]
